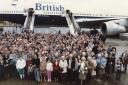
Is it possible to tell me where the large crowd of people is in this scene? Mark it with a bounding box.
[0,30,127,85]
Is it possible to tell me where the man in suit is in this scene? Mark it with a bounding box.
[67,54,75,82]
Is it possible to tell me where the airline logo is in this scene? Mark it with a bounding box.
[35,3,64,12]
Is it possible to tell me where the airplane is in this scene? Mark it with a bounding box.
[0,0,128,36]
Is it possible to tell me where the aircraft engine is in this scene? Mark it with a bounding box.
[100,21,126,36]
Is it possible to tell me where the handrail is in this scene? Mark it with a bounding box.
[65,10,81,36]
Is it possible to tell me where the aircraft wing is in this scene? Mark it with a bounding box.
[75,17,127,28]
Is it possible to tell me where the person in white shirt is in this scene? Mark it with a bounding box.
[59,56,68,83]
[16,57,26,79]
[46,59,53,82]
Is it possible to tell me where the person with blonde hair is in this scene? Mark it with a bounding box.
[79,57,88,85]
[40,57,47,82]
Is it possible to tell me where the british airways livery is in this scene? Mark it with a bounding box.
[35,3,64,11]
[0,0,128,36]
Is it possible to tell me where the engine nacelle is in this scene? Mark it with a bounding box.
[100,21,126,36]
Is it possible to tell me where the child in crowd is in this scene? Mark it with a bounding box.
[27,63,34,80]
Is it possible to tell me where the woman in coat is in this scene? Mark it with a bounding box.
[40,57,47,82]
[53,58,60,82]
[79,57,88,85]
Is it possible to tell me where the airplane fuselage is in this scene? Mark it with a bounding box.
[0,0,128,36]
[0,0,120,27]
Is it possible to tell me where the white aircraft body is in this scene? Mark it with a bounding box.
[0,0,128,35]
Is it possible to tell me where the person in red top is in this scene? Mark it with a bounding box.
[53,58,60,82]
[26,57,32,67]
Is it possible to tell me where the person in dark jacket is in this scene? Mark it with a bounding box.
[3,54,10,79]
[32,54,40,82]
[92,44,99,55]
[0,59,4,80]
[53,58,60,82]
[73,57,80,85]
[105,54,113,78]
[111,48,116,73]
[67,54,74,82]
[99,34,106,44]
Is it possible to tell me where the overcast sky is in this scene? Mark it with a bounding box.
[0,0,128,15]
[56,0,128,14]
